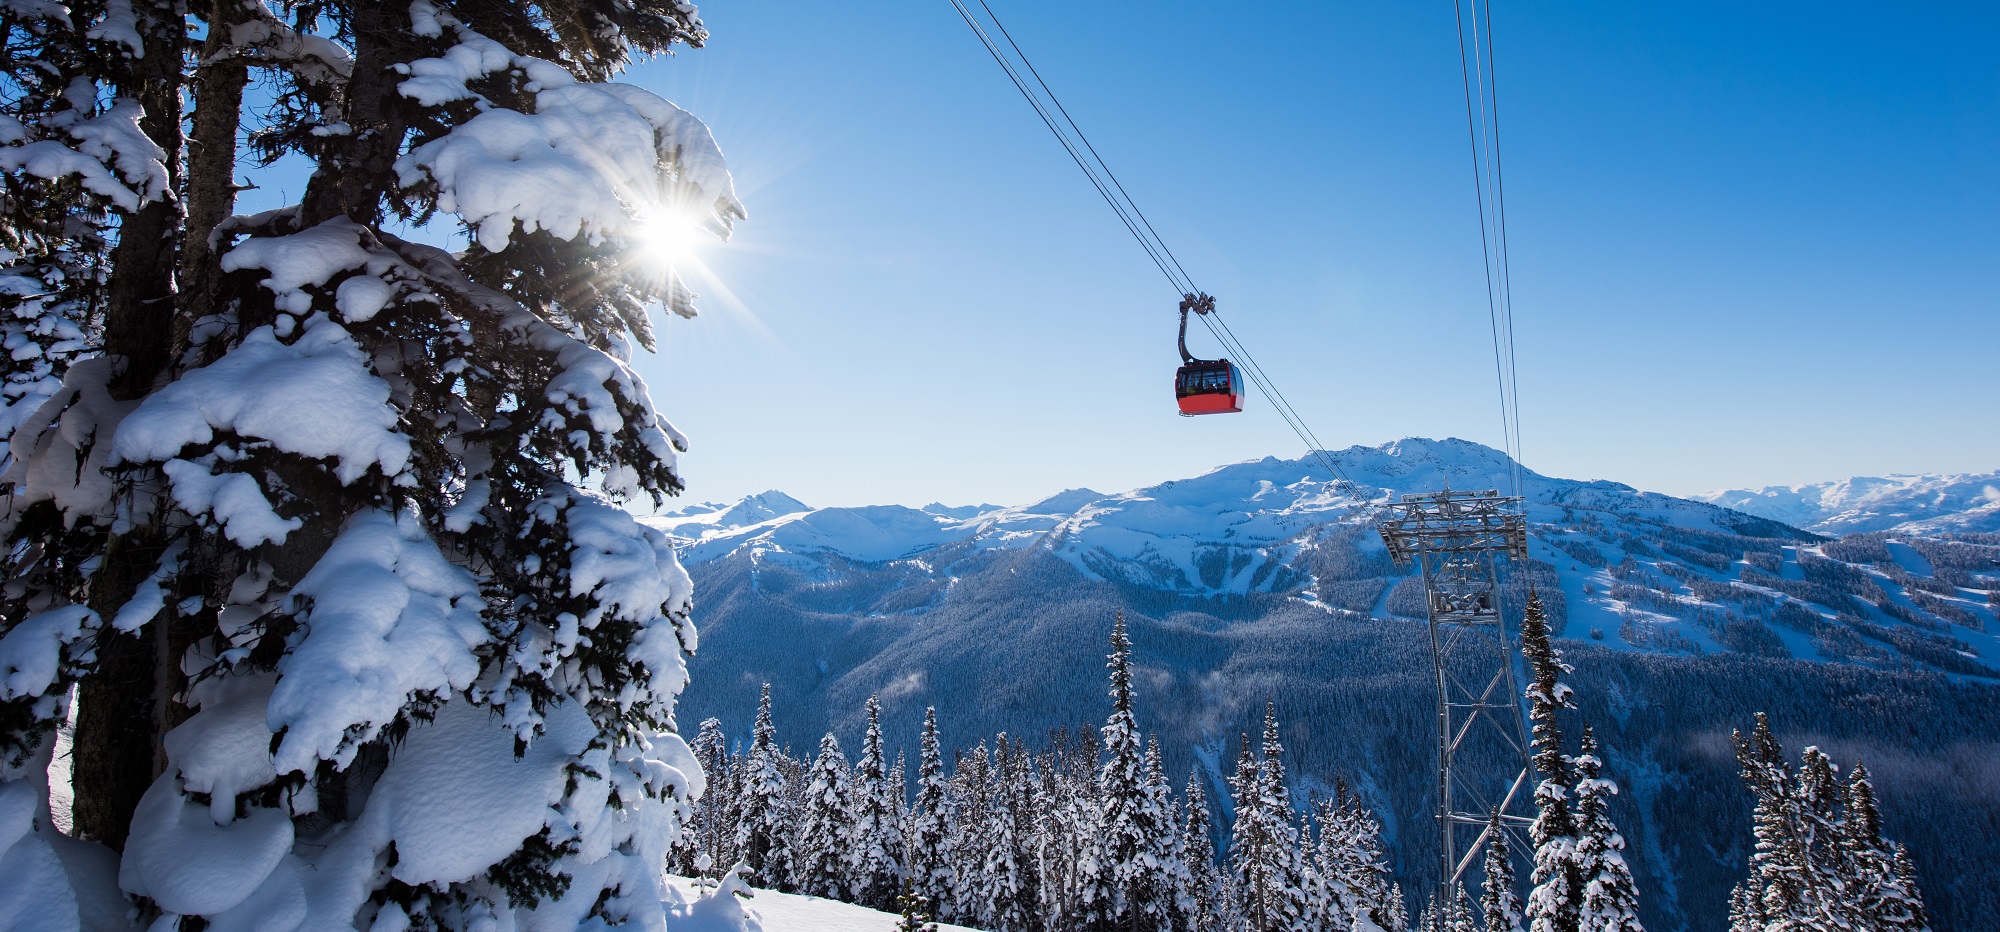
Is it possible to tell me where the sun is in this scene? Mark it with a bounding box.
[632,209,708,269]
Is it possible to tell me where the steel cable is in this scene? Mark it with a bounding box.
[946,0,1366,498]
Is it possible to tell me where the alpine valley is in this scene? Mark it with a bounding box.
[646,438,2000,932]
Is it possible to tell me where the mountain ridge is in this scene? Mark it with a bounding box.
[1696,470,2000,535]
[652,438,2000,931]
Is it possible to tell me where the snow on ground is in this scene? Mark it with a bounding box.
[664,875,983,932]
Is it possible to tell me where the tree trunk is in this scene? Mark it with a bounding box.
[71,0,185,850]
[298,0,414,228]
[176,0,253,353]
[73,537,169,848]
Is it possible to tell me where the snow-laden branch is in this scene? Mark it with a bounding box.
[393,14,745,257]
[209,0,354,86]
[0,99,171,211]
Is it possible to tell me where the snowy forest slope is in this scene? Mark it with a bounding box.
[646,438,2000,931]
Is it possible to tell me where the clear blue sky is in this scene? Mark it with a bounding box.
[286,1,2000,509]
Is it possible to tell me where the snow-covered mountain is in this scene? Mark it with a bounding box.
[652,437,1795,594]
[1697,471,2000,535]
[648,437,1999,673]
[653,439,2000,931]
[650,490,813,538]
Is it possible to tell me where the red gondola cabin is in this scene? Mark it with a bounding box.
[1175,360,1244,416]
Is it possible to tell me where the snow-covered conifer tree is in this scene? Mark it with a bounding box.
[990,732,1044,931]
[1389,882,1413,932]
[739,685,795,889]
[1521,591,1584,932]
[671,716,729,874]
[1037,736,1093,928]
[1079,611,1159,930]
[892,749,909,822]
[975,735,1032,932]
[1138,735,1192,930]
[851,694,907,910]
[1726,882,1763,932]
[2,0,740,922]
[1449,889,1479,932]
[1886,845,1930,932]
[897,876,943,932]
[1422,889,1477,932]
[1731,713,1806,929]
[1727,717,1931,932]
[1231,703,1312,932]
[942,741,994,925]
[1182,769,1228,931]
[1794,746,1847,916]
[1838,764,1927,930]
[1571,728,1641,932]
[794,730,857,899]
[908,706,955,917]
[1317,776,1397,931]
[1482,808,1525,932]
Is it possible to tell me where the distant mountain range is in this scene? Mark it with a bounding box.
[644,439,2000,932]
[652,437,1803,593]
[1696,471,2000,535]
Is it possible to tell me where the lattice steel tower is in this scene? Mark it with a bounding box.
[1378,488,1532,906]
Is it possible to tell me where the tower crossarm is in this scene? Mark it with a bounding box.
[1375,489,1526,566]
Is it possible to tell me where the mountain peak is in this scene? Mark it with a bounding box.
[1023,488,1105,514]
[645,489,812,540]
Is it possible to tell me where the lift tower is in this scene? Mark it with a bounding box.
[1378,488,1531,906]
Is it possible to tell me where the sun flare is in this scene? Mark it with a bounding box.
[634,210,707,269]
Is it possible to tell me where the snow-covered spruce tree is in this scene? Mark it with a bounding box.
[1316,776,1398,931]
[1140,735,1192,930]
[942,740,994,925]
[891,749,908,821]
[3,0,743,924]
[739,684,795,889]
[0,0,168,838]
[0,0,127,853]
[1181,769,1228,931]
[896,876,942,932]
[986,732,1042,932]
[1794,746,1847,926]
[1841,764,1928,931]
[678,715,738,878]
[1725,883,1762,932]
[851,694,907,910]
[1078,611,1165,930]
[0,0,116,458]
[1482,808,1525,932]
[907,705,954,916]
[1571,729,1641,932]
[1228,735,1261,920]
[1727,716,1930,932]
[1449,889,1479,932]
[1521,591,1584,932]
[1886,845,1930,932]
[793,731,856,899]
[1421,889,1476,932]
[1389,881,1413,932]
[1230,703,1313,932]
[1727,714,1793,932]
[1038,727,1101,927]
